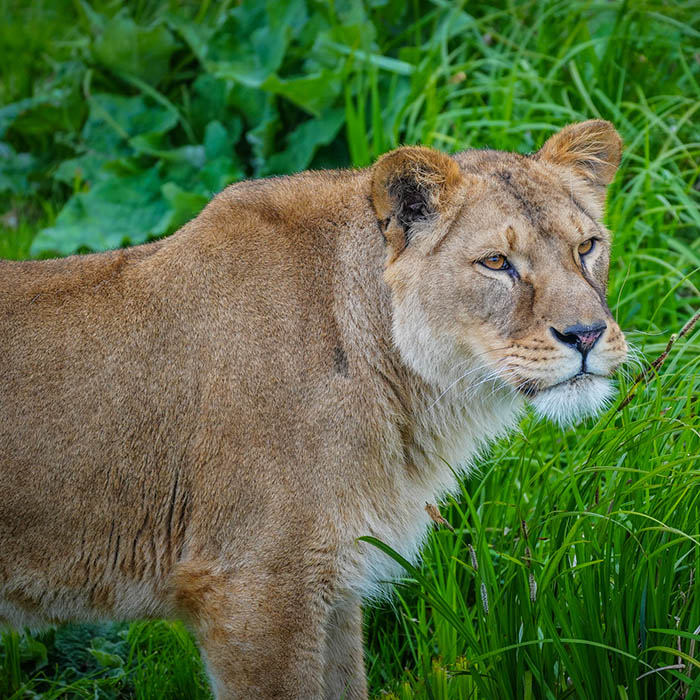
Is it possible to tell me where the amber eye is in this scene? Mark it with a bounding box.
[480,254,510,271]
[578,239,595,256]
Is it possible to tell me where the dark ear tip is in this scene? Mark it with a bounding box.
[370,146,462,221]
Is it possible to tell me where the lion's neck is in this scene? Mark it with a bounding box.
[407,376,522,487]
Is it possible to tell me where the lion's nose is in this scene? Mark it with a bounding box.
[550,322,606,355]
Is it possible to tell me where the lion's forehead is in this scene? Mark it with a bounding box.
[454,149,604,248]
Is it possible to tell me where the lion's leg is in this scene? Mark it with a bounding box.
[323,598,368,700]
[174,560,329,700]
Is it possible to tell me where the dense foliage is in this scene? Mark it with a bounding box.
[1,0,699,698]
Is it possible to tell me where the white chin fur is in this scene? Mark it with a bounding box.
[529,374,614,427]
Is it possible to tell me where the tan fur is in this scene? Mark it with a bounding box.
[1,121,627,698]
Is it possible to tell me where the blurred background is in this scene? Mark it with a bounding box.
[1,1,699,698]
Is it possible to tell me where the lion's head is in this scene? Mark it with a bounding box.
[371,120,628,426]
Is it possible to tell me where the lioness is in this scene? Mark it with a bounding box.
[1,120,627,698]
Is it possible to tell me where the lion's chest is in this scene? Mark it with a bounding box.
[344,496,436,601]
[343,391,521,600]
[341,442,473,600]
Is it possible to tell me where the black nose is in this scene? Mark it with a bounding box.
[551,322,606,355]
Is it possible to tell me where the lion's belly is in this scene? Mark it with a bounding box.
[0,504,177,628]
[0,575,170,629]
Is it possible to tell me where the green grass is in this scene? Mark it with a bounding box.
[1,0,699,698]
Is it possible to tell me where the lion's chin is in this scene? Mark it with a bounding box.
[528,373,615,427]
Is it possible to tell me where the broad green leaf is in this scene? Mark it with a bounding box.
[164,11,214,64]
[0,89,78,139]
[88,636,125,671]
[131,121,243,198]
[158,147,207,192]
[18,633,47,669]
[154,182,209,237]
[210,43,285,88]
[204,120,233,160]
[0,96,47,138]
[204,0,307,88]
[200,156,244,194]
[92,12,178,87]
[0,142,38,194]
[206,4,285,88]
[31,167,168,255]
[267,0,308,35]
[82,93,178,155]
[88,646,124,669]
[189,75,232,134]
[262,108,344,175]
[53,152,112,187]
[246,98,281,175]
[261,70,342,116]
[228,84,270,127]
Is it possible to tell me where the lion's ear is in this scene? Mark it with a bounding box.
[535,120,622,187]
[371,146,464,260]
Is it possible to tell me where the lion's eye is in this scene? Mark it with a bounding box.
[480,254,510,271]
[578,239,595,256]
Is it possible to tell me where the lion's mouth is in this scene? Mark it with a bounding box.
[518,370,606,397]
[521,371,615,426]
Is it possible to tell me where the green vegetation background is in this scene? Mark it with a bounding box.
[1,0,699,698]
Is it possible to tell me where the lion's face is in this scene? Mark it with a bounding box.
[372,121,627,425]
